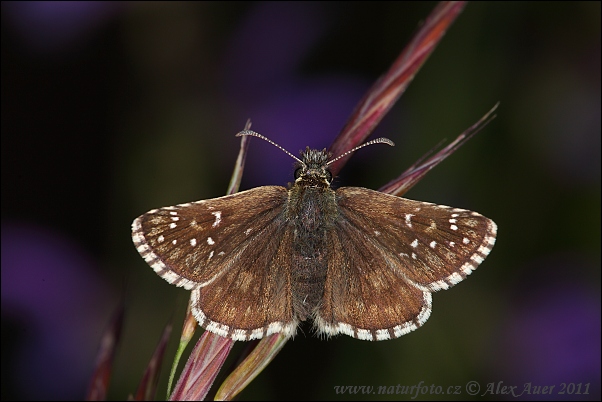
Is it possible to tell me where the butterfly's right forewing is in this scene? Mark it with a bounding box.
[132,186,298,340]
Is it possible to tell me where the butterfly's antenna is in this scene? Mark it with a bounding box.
[326,137,395,167]
[236,130,304,165]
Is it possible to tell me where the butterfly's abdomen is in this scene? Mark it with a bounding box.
[287,185,337,321]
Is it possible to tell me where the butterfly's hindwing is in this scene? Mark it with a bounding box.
[315,219,432,341]
[192,212,298,340]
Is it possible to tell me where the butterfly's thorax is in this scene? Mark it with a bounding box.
[284,149,338,321]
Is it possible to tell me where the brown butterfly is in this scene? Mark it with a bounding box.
[132,131,497,341]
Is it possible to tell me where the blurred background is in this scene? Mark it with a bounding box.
[2,2,600,400]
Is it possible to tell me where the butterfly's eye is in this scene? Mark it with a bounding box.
[325,170,333,182]
[294,167,303,179]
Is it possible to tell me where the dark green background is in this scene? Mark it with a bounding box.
[2,2,599,400]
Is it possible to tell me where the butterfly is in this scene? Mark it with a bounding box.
[132,130,497,341]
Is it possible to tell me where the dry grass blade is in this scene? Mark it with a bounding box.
[169,332,234,401]
[214,334,289,401]
[379,103,499,196]
[86,302,124,401]
[328,1,467,175]
[134,323,173,401]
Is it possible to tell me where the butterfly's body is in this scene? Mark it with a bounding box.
[286,149,336,321]
[132,135,497,341]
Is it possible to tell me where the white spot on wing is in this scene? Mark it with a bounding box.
[206,320,229,337]
[212,211,222,227]
[190,238,197,246]
[207,237,215,245]
[267,322,283,336]
[356,329,373,341]
[250,328,264,339]
[471,254,484,264]
[375,329,391,341]
[447,272,463,285]
[411,239,419,248]
[429,280,449,291]
[158,235,165,243]
[461,262,475,275]
[478,245,491,255]
[429,241,437,249]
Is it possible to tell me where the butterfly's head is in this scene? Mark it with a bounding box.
[294,148,333,187]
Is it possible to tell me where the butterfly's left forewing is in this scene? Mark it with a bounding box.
[132,186,298,340]
[335,187,497,292]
